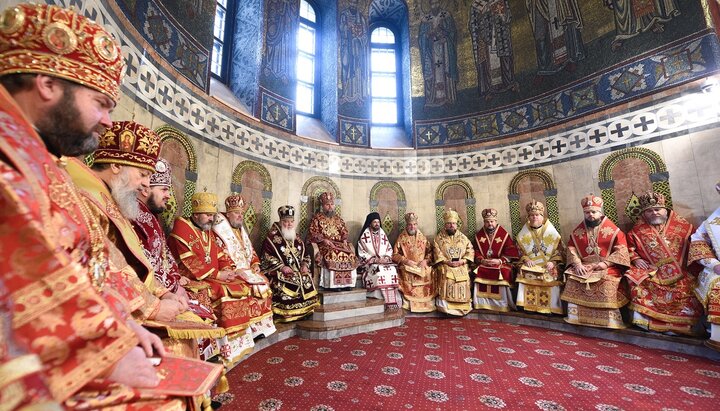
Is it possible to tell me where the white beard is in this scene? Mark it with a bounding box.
[281,226,296,242]
[109,169,140,221]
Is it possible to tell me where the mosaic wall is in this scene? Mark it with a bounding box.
[258,0,298,132]
[411,1,718,147]
[318,0,339,137]
[229,0,263,110]
[107,0,719,149]
[337,0,372,146]
[115,0,211,90]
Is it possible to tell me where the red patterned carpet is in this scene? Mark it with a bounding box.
[224,318,720,410]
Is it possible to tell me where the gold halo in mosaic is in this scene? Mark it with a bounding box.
[0,6,25,35]
[42,22,78,55]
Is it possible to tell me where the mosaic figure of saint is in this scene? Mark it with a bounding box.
[418,0,459,107]
[264,0,296,83]
[339,0,370,105]
[469,0,517,100]
[604,0,680,51]
[525,0,585,84]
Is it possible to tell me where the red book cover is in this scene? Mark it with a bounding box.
[139,355,223,397]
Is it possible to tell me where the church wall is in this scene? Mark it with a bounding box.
[31,0,720,250]
[409,1,720,147]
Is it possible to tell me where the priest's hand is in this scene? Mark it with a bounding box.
[162,291,188,311]
[546,261,555,271]
[154,299,184,321]
[218,270,236,281]
[174,287,190,310]
[525,259,536,267]
[634,259,650,270]
[419,260,428,269]
[281,266,294,275]
[108,346,160,388]
[574,263,588,276]
[714,264,720,275]
[405,259,418,267]
[127,319,165,358]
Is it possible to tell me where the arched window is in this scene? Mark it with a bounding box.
[296,0,320,116]
[370,25,400,125]
[211,0,234,81]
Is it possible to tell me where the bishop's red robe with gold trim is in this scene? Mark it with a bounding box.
[169,217,256,335]
[0,85,182,409]
[473,226,518,294]
[562,217,630,328]
[625,211,702,334]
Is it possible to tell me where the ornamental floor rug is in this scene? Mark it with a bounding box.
[224,318,720,411]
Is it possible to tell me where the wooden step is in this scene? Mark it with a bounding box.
[319,288,367,305]
[297,308,405,339]
[312,298,385,321]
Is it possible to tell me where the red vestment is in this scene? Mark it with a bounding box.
[625,211,702,334]
[169,217,257,334]
[473,226,518,285]
[0,85,187,408]
[562,217,631,328]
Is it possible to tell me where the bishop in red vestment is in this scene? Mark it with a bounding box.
[473,208,519,312]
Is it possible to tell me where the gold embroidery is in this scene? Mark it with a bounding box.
[11,263,88,327]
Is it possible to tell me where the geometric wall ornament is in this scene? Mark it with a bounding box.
[339,116,370,147]
[369,181,407,244]
[597,147,672,232]
[434,180,476,239]
[299,176,342,240]
[231,160,273,250]
[507,169,560,238]
[155,125,198,231]
[259,88,295,133]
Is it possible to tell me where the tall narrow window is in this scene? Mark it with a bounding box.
[371,26,399,125]
[296,0,319,115]
[211,0,233,80]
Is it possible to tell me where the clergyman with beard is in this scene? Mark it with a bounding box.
[131,159,220,329]
[472,208,519,313]
[213,194,276,339]
[169,191,260,365]
[432,209,474,316]
[133,158,189,294]
[393,212,436,312]
[561,194,631,329]
[308,191,359,290]
[515,200,565,315]
[357,212,402,308]
[624,191,702,335]
[0,3,174,404]
[260,206,320,322]
[67,122,190,326]
[689,182,720,350]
